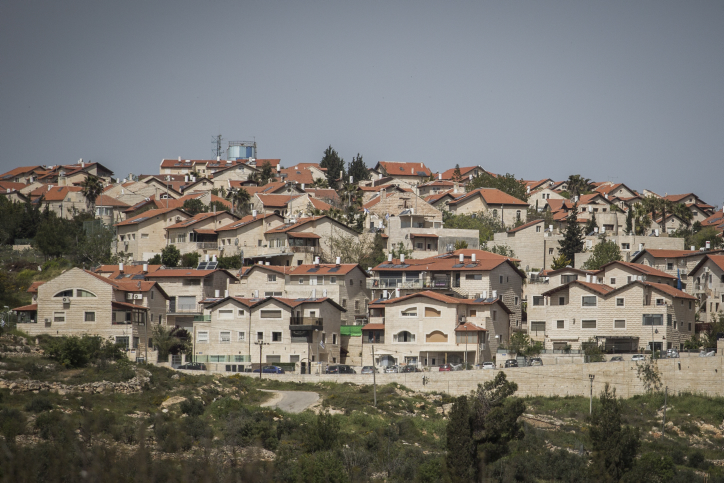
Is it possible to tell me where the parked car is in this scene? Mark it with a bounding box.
[699,350,716,357]
[665,350,680,359]
[401,365,421,373]
[482,362,496,370]
[326,365,356,374]
[631,354,646,362]
[504,359,518,368]
[529,358,543,366]
[177,362,207,370]
[360,366,378,374]
[384,365,400,373]
[438,364,453,372]
[609,356,624,362]
[253,365,285,374]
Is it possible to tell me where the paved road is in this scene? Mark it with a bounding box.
[260,389,319,413]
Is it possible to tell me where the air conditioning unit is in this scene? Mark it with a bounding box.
[62,297,71,304]
[459,316,466,323]
[133,294,143,300]
[126,293,134,300]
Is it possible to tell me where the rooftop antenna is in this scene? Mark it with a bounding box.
[212,134,223,159]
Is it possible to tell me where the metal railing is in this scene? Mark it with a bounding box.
[168,303,202,314]
[290,246,320,253]
[364,336,385,344]
[366,278,450,290]
[289,317,323,327]
[196,242,218,249]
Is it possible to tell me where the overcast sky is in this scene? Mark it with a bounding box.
[1,1,722,207]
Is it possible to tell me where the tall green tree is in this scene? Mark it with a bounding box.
[566,174,591,199]
[466,172,528,202]
[625,207,634,235]
[588,384,640,481]
[347,153,369,183]
[80,175,104,216]
[583,238,622,270]
[558,206,584,263]
[584,212,597,235]
[182,199,206,216]
[258,161,275,186]
[320,145,345,187]
[551,253,571,270]
[446,396,476,482]
[161,245,181,267]
[452,164,462,183]
[443,212,506,246]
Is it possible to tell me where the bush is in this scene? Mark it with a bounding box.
[0,407,26,441]
[35,411,74,443]
[24,395,54,413]
[225,409,278,450]
[180,398,205,417]
[689,450,707,469]
[44,335,124,368]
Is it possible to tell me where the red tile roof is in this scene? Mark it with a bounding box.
[256,193,304,208]
[115,207,186,226]
[0,166,44,180]
[146,269,234,279]
[95,195,130,208]
[643,282,696,300]
[279,166,315,185]
[290,264,364,276]
[27,281,45,293]
[603,261,677,280]
[165,211,234,230]
[264,216,329,234]
[0,181,27,191]
[506,219,545,233]
[216,213,280,232]
[455,322,486,332]
[439,166,483,180]
[448,188,528,207]
[12,304,37,312]
[377,161,432,177]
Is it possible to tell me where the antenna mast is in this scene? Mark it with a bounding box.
[212,134,224,158]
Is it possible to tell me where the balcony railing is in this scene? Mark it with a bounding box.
[289,317,323,327]
[290,246,320,254]
[366,278,449,290]
[196,242,218,249]
[364,336,385,344]
[168,303,202,314]
[111,321,133,325]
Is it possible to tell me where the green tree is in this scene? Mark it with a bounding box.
[152,325,191,362]
[471,372,526,468]
[226,188,251,216]
[588,383,640,482]
[347,153,369,183]
[181,251,200,268]
[558,206,584,263]
[451,164,462,183]
[582,337,606,362]
[566,174,591,199]
[443,212,507,246]
[508,332,543,357]
[483,244,516,258]
[390,242,414,260]
[584,211,597,235]
[625,207,634,235]
[182,198,206,216]
[467,172,528,202]
[454,240,469,250]
[360,233,387,269]
[446,395,476,482]
[320,145,345,187]
[161,245,181,267]
[551,253,571,270]
[258,161,275,186]
[148,253,162,265]
[80,174,104,216]
[75,223,116,267]
[582,237,622,270]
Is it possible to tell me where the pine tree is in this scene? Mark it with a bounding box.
[584,211,597,235]
[452,164,462,183]
[446,395,476,482]
[625,208,633,235]
[551,253,571,270]
[347,153,369,183]
[558,206,584,263]
[320,145,345,187]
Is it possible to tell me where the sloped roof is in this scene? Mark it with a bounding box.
[165,211,235,230]
[216,213,281,232]
[506,219,545,234]
[95,194,130,208]
[542,280,615,297]
[256,193,304,208]
[289,264,367,277]
[304,188,340,202]
[439,166,482,180]
[377,161,432,177]
[0,181,27,191]
[601,261,677,280]
[114,207,186,226]
[688,255,724,276]
[0,166,44,180]
[309,197,332,211]
[264,216,339,234]
[447,188,528,207]
[12,304,37,312]
[279,166,315,185]
[369,290,512,313]
[82,270,169,298]
[643,281,696,300]
[36,186,83,201]
[371,251,521,274]
[27,281,45,293]
[145,269,236,279]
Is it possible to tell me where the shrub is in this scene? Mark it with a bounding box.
[44,335,124,368]
[689,450,707,469]
[0,408,26,441]
[180,398,205,417]
[24,395,54,413]
[35,411,74,443]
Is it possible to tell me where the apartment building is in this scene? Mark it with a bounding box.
[13,268,168,359]
[368,249,525,335]
[214,213,285,260]
[372,161,432,187]
[445,188,529,226]
[194,296,345,371]
[165,211,239,257]
[362,291,511,368]
[379,215,480,259]
[144,269,237,332]
[630,248,724,291]
[115,207,191,262]
[688,255,724,324]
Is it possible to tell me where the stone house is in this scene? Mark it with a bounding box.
[535,279,696,352]
[114,207,191,262]
[165,211,239,258]
[382,215,480,259]
[527,188,565,211]
[33,186,87,219]
[688,255,724,324]
[631,248,724,293]
[368,249,525,336]
[445,188,529,226]
[372,161,432,187]
[214,213,285,261]
[362,291,511,368]
[194,296,345,372]
[13,268,169,360]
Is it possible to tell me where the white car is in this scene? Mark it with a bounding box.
[631,354,646,362]
[482,362,496,370]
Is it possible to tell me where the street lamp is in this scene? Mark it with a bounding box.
[651,327,659,358]
[254,340,268,379]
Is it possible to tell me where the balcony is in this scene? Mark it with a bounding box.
[364,335,385,344]
[168,303,202,315]
[289,317,323,330]
[290,246,320,254]
[196,242,218,250]
[366,278,449,290]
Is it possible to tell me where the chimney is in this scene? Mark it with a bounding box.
[340,170,344,180]
[335,256,341,266]
[549,225,553,232]
[527,186,530,194]
[469,174,473,181]
[178,156,182,162]
[314,257,320,265]
[706,241,711,250]
[301,183,305,190]
[119,262,124,272]
[420,163,423,167]
[492,290,497,299]
[258,261,263,265]
[594,227,599,233]
[255,290,259,298]
[454,182,459,193]
[400,254,405,263]
[388,253,393,262]
[224,290,228,297]
[323,289,327,297]
[143,263,148,272]
[349,175,353,184]
[217,156,220,161]
[395,288,400,298]
[691,245,695,251]
[438,173,442,180]
[471,253,476,262]
[215,290,220,298]
[639,244,643,252]
[459,254,464,263]
[378,173,383,180]
[265,262,270,266]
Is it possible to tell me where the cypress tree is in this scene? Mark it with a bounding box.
[446,395,476,482]
[558,206,584,263]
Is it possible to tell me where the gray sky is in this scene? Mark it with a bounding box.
[2,1,723,207]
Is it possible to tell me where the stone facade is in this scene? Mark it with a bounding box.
[115,208,190,262]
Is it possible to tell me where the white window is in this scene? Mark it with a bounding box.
[53,312,66,323]
[616,298,625,307]
[197,331,209,343]
[218,309,233,319]
[556,320,564,329]
[220,331,231,343]
[268,274,277,282]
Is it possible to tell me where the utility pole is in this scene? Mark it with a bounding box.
[212,134,223,158]
[589,374,595,415]
[372,344,377,407]
[255,340,267,379]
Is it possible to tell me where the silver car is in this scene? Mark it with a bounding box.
[631,354,646,362]
[384,365,400,373]
[482,362,496,370]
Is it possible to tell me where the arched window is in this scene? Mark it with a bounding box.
[401,307,418,317]
[394,331,415,343]
[492,209,498,218]
[54,290,73,298]
[424,307,441,317]
[76,289,96,297]
[425,330,448,343]
[516,210,521,220]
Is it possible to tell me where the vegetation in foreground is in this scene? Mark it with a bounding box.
[0,333,723,482]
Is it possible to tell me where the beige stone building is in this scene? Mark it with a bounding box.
[13,268,169,360]
[372,161,432,187]
[194,296,346,372]
[165,211,239,258]
[362,291,511,368]
[446,188,529,226]
[378,215,480,259]
[115,207,191,262]
[214,213,285,260]
[368,249,524,336]
[688,255,724,324]
[629,248,724,291]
